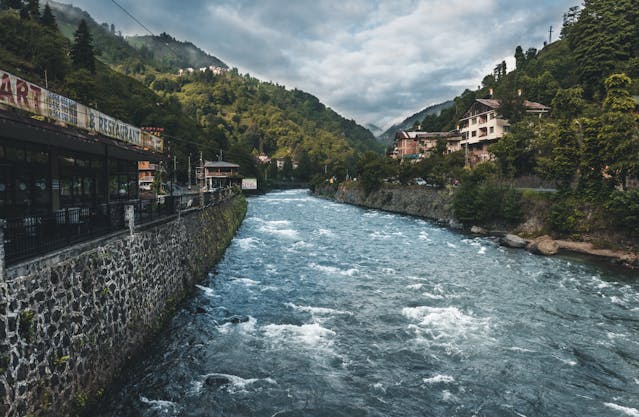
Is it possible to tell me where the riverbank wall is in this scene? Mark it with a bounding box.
[315,182,456,225]
[0,195,247,417]
[316,182,639,268]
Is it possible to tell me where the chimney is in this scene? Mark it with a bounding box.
[489,88,494,97]
[517,89,522,97]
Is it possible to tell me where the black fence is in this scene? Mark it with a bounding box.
[2,189,238,266]
[3,203,127,265]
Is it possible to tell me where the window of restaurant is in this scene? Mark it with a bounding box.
[0,141,50,218]
[108,159,138,201]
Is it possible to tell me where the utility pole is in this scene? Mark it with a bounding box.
[199,151,204,190]
[173,154,177,188]
[188,153,191,190]
[549,25,553,44]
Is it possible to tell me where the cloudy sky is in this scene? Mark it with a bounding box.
[68,0,576,130]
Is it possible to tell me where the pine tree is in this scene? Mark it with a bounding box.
[514,46,525,70]
[26,0,39,18]
[40,3,56,29]
[71,19,96,73]
[1,0,23,10]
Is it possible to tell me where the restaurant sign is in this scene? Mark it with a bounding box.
[0,69,162,152]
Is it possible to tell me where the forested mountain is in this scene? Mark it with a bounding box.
[127,34,227,71]
[0,2,381,184]
[49,1,227,74]
[378,100,454,143]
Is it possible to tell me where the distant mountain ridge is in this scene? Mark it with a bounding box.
[49,1,227,72]
[379,100,455,143]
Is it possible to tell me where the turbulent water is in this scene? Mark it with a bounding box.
[97,190,639,417]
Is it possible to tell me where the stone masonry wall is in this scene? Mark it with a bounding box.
[0,195,247,417]
[317,182,456,224]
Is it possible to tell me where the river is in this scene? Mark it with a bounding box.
[97,189,639,417]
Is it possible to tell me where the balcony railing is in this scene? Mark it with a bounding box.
[2,188,238,266]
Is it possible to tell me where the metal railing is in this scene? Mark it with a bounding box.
[2,188,239,266]
[3,203,127,265]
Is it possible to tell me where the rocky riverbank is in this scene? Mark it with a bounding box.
[315,182,639,269]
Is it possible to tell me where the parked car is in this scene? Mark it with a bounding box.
[414,178,427,186]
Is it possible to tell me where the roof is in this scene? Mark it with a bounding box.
[395,130,461,140]
[462,98,550,119]
[203,160,240,168]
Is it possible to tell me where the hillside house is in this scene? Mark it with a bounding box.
[458,99,549,164]
[392,130,462,162]
[196,160,242,190]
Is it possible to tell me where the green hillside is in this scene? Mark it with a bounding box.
[0,2,382,184]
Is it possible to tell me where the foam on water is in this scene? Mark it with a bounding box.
[197,373,277,394]
[286,303,353,317]
[407,283,424,290]
[308,262,358,276]
[217,316,257,335]
[263,322,336,347]
[139,396,179,412]
[195,285,215,297]
[402,306,490,343]
[232,278,260,287]
[422,292,445,300]
[235,237,261,250]
[604,403,639,417]
[422,374,455,384]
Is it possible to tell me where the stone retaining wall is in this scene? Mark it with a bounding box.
[0,195,247,416]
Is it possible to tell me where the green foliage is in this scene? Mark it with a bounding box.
[357,151,389,194]
[40,3,56,29]
[453,179,523,226]
[606,190,639,235]
[566,0,638,98]
[551,87,584,119]
[490,120,537,178]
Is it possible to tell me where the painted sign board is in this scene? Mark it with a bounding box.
[242,178,258,190]
[0,69,162,152]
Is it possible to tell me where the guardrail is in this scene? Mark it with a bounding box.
[2,188,239,266]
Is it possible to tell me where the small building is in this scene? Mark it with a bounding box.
[275,158,299,170]
[458,98,549,164]
[392,130,463,162]
[138,161,158,191]
[196,160,242,190]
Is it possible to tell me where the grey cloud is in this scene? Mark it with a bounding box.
[69,0,576,129]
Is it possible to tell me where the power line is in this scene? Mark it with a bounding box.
[109,0,184,60]
[110,0,155,37]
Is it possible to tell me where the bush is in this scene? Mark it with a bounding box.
[606,190,639,235]
[453,181,522,225]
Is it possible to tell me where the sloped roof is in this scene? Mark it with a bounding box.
[204,160,240,168]
[395,130,461,140]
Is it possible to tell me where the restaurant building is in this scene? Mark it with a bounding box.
[0,69,164,263]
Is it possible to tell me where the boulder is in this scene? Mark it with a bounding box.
[500,234,528,249]
[470,226,488,235]
[205,375,232,387]
[527,235,559,256]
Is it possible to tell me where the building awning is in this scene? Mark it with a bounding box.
[0,111,164,162]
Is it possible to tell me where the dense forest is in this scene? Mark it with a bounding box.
[354,0,639,242]
[0,0,382,186]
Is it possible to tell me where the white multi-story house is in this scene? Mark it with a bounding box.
[458,99,549,164]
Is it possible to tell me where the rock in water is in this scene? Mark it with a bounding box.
[205,375,232,387]
[527,235,559,256]
[500,234,528,248]
[470,226,488,234]
[225,315,250,324]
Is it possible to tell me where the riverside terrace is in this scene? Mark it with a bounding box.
[0,109,212,265]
